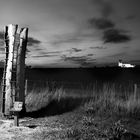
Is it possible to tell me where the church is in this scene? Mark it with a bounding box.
[118,60,135,68]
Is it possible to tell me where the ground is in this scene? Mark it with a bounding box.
[0,107,140,140]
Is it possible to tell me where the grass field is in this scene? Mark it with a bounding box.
[25,81,140,118]
[0,81,140,139]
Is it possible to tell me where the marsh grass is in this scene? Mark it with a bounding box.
[84,83,140,118]
[0,80,140,118]
[23,81,140,119]
[25,85,66,112]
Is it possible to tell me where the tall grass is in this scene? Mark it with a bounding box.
[24,81,140,118]
[0,80,140,118]
[25,85,66,112]
[84,83,140,118]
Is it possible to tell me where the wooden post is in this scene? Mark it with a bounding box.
[1,24,28,127]
[25,79,28,97]
[134,83,137,100]
[1,26,8,114]
[16,28,28,108]
[4,24,18,116]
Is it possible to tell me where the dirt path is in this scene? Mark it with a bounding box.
[0,110,83,140]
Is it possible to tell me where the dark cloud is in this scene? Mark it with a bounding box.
[28,37,41,46]
[31,54,59,58]
[51,36,81,46]
[80,61,96,67]
[61,55,96,67]
[90,46,106,49]
[35,48,43,51]
[92,0,113,18]
[40,51,61,55]
[103,29,131,43]
[62,55,87,63]
[47,51,62,54]
[72,48,82,52]
[88,1,131,44]
[87,54,94,56]
[88,18,114,30]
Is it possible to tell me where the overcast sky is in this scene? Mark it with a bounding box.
[0,0,140,67]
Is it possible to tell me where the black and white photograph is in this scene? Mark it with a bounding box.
[0,0,140,139]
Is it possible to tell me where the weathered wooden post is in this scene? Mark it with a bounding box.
[2,24,18,116]
[13,28,28,126]
[16,28,28,110]
[1,24,28,126]
[1,26,8,114]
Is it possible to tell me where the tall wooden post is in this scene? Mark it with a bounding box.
[1,24,28,119]
[4,24,18,116]
[1,26,8,114]
[16,28,28,109]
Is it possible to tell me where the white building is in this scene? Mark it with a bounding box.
[118,60,135,68]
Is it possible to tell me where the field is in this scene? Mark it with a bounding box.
[0,68,140,139]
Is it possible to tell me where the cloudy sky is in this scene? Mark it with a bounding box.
[0,0,140,67]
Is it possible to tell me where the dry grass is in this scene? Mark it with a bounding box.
[0,80,140,118]
[24,81,140,119]
[84,83,140,118]
[25,86,66,112]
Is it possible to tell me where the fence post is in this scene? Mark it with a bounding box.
[1,24,28,126]
[4,24,18,116]
[16,28,28,109]
[14,112,19,126]
[25,79,28,97]
[134,83,137,100]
